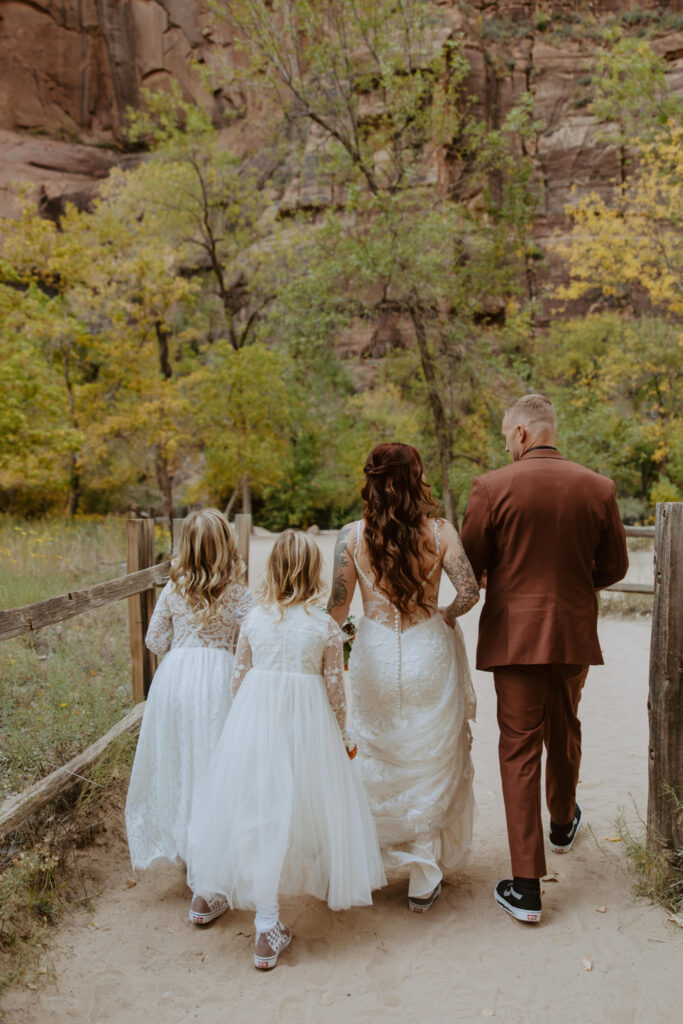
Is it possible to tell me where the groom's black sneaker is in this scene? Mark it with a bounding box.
[494,879,542,923]
[549,802,583,853]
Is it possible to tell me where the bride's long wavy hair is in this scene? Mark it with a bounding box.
[361,443,440,616]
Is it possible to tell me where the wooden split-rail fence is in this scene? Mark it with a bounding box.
[0,508,680,858]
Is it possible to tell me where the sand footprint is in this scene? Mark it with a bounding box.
[364,947,409,1009]
[88,969,134,1021]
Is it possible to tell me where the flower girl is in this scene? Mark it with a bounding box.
[125,509,253,883]
[187,530,385,970]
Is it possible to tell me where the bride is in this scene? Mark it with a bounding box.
[328,443,479,910]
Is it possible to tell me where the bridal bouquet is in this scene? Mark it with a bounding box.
[342,729,358,760]
[341,615,356,669]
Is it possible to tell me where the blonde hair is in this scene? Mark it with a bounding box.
[259,530,325,613]
[169,509,241,623]
[505,394,556,433]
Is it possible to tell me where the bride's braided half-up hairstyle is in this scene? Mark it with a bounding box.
[361,443,441,616]
[169,508,241,624]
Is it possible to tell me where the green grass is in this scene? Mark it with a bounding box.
[0,515,169,993]
[614,793,683,916]
[0,516,169,796]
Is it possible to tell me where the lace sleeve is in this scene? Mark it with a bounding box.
[145,582,173,656]
[232,585,255,625]
[323,616,347,732]
[440,522,480,624]
[220,585,255,651]
[231,628,253,699]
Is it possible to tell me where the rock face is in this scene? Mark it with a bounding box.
[0,1,226,140]
[0,0,233,217]
[1,1,682,309]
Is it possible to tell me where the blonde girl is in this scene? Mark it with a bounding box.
[125,509,253,889]
[187,530,384,970]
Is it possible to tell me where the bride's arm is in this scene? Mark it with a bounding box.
[439,522,480,625]
[326,522,357,626]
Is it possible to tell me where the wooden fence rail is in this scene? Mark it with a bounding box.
[0,704,145,839]
[0,561,170,644]
[624,526,656,538]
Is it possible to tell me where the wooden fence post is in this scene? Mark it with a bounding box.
[172,517,184,556]
[235,513,252,585]
[127,519,157,703]
[647,502,683,853]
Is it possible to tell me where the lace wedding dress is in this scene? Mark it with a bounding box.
[125,579,253,870]
[187,604,385,912]
[347,520,477,897]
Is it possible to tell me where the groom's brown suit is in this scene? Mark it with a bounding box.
[460,448,628,877]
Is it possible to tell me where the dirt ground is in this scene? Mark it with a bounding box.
[2,533,681,1024]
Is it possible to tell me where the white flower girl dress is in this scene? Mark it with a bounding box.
[187,604,385,914]
[125,579,253,869]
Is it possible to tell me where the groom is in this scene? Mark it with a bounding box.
[460,394,628,923]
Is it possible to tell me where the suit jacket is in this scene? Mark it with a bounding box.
[460,449,628,670]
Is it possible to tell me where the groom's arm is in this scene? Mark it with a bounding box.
[460,478,493,585]
[592,482,629,590]
[327,523,357,625]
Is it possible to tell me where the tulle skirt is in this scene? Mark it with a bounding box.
[187,669,386,911]
[125,646,234,870]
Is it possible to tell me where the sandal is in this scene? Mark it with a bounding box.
[254,921,292,970]
[189,892,229,925]
[408,882,442,913]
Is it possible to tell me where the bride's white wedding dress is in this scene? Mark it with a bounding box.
[348,520,476,897]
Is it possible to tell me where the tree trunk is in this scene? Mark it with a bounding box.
[441,469,457,525]
[155,449,174,533]
[224,483,240,519]
[67,453,80,516]
[409,306,457,522]
[155,322,173,379]
[63,341,81,516]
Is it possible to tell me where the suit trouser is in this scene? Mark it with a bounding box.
[493,663,588,879]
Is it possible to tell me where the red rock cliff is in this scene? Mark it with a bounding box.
[1,2,682,304]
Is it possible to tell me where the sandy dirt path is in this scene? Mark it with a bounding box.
[3,533,681,1024]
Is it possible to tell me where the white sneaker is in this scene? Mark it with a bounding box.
[189,892,229,925]
[254,921,292,970]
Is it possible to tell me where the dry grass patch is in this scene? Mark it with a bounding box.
[0,515,169,994]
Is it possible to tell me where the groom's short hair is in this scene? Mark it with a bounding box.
[505,394,556,432]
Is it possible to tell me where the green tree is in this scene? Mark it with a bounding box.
[559,122,683,318]
[590,36,680,183]
[533,314,682,511]
[189,342,304,514]
[0,278,77,511]
[1,186,200,520]
[126,87,273,351]
[209,1,539,520]
[209,0,468,195]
